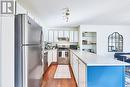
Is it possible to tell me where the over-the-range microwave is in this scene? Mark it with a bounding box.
[58,37,69,42]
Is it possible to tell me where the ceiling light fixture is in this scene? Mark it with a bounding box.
[63,8,70,22]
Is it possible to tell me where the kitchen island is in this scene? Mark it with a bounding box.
[70,50,130,87]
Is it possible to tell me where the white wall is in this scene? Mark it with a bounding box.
[16,3,27,14]
[1,16,14,87]
[0,0,15,87]
[80,25,130,57]
[16,3,44,27]
[47,27,79,30]
[0,12,1,87]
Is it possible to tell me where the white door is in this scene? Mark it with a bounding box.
[48,50,53,66]
[73,54,79,85]
[53,31,58,42]
[69,31,74,42]
[64,31,69,38]
[48,31,54,42]
[70,51,73,67]
[44,29,48,42]
[52,50,57,62]
[74,31,79,42]
[58,31,64,37]
[79,60,86,87]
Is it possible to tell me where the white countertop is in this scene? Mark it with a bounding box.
[44,49,57,53]
[71,50,130,66]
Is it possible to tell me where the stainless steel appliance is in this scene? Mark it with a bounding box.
[57,44,70,64]
[15,14,42,87]
[58,37,69,42]
[70,45,78,50]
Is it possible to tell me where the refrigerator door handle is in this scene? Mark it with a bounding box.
[28,21,31,25]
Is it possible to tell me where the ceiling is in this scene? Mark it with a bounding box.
[17,0,130,27]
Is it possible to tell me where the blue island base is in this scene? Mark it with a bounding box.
[87,66,125,87]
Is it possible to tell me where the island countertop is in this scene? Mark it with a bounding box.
[71,50,130,66]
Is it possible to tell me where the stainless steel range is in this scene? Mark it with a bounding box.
[57,44,70,65]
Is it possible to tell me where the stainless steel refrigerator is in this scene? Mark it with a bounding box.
[15,14,43,87]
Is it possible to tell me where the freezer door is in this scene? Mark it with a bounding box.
[15,14,42,45]
[22,45,42,87]
[23,15,42,44]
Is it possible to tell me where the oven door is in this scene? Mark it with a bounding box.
[57,50,69,64]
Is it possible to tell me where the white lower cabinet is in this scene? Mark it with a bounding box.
[48,50,53,66]
[70,52,86,87]
[79,59,86,87]
[70,51,73,66]
[47,49,57,67]
[73,55,79,85]
[52,49,57,62]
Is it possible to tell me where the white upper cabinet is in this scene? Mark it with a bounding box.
[53,31,58,42]
[44,29,48,42]
[69,31,74,42]
[46,29,79,42]
[48,31,54,42]
[58,31,64,37]
[64,31,70,38]
[74,31,79,42]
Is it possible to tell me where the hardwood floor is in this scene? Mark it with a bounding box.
[41,64,77,87]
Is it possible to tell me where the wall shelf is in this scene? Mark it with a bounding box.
[82,32,97,53]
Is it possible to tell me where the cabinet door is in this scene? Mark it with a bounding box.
[74,31,79,42]
[52,50,57,62]
[73,55,79,85]
[70,31,74,42]
[70,51,73,67]
[48,50,53,66]
[53,31,58,42]
[48,31,54,42]
[58,31,64,37]
[79,60,86,87]
[44,29,48,41]
[71,53,75,73]
[64,31,69,38]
